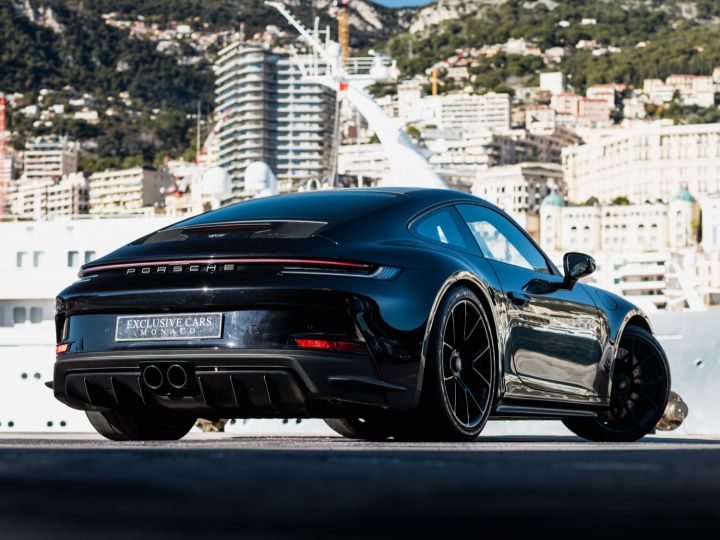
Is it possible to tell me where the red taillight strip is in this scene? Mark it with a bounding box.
[80,258,370,276]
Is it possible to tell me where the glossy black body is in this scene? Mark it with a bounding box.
[53,188,654,420]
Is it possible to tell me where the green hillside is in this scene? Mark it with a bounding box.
[381,0,720,95]
[0,0,410,170]
[1,0,720,170]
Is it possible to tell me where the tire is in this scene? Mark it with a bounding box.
[324,417,394,441]
[563,326,671,442]
[405,286,496,442]
[86,409,196,441]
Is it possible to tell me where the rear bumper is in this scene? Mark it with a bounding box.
[53,348,418,417]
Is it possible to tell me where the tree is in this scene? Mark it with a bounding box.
[610,196,631,206]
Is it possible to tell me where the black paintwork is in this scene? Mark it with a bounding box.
[53,188,655,419]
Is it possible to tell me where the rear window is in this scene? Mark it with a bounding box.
[174,191,400,228]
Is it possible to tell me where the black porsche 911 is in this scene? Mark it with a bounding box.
[53,188,671,442]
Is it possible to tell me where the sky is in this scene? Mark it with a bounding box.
[374,0,434,7]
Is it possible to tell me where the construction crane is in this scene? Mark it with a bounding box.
[335,0,350,65]
[0,93,8,216]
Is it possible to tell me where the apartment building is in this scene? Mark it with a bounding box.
[89,167,172,215]
[472,162,564,221]
[665,74,715,108]
[423,92,511,131]
[563,123,720,204]
[214,43,337,196]
[9,173,89,220]
[22,137,78,182]
[539,187,697,254]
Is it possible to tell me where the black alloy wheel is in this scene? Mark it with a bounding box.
[563,326,670,442]
[407,286,496,441]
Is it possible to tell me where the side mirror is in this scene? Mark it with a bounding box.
[563,252,596,290]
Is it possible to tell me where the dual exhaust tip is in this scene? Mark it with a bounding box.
[142,364,190,391]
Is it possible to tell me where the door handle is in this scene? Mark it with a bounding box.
[507,291,530,306]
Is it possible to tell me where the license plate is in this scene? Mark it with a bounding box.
[115,313,223,342]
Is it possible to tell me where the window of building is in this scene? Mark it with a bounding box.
[84,251,96,263]
[33,251,44,267]
[13,307,27,325]
[67,251,79,267]
[30,307,43,324]
[16,252,27,268]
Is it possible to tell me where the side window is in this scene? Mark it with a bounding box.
[411,207,469,250]
[456,204,551,274]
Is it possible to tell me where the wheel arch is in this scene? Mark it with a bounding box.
[606,310,657,394]
[417,271,502,400]
[614,309,654,354]
[623,314,652,334]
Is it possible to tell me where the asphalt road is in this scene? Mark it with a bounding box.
[0,433,718,539]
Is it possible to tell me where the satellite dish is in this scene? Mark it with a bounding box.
[200,167,231,198]
[244,161,278,197]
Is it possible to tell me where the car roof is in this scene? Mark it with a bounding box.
[169,188,490,230]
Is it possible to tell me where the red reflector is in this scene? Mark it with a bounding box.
[295,338,365,353]
[56,343,71,355]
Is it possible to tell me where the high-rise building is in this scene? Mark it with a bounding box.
[22,137,78,182]
[214,43,337,196]
[89,167,172,215]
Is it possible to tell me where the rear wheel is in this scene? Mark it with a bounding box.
[405,286,496,442]
[324,417,394,441]
[563,326,670,442]
[86,409,196,441]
